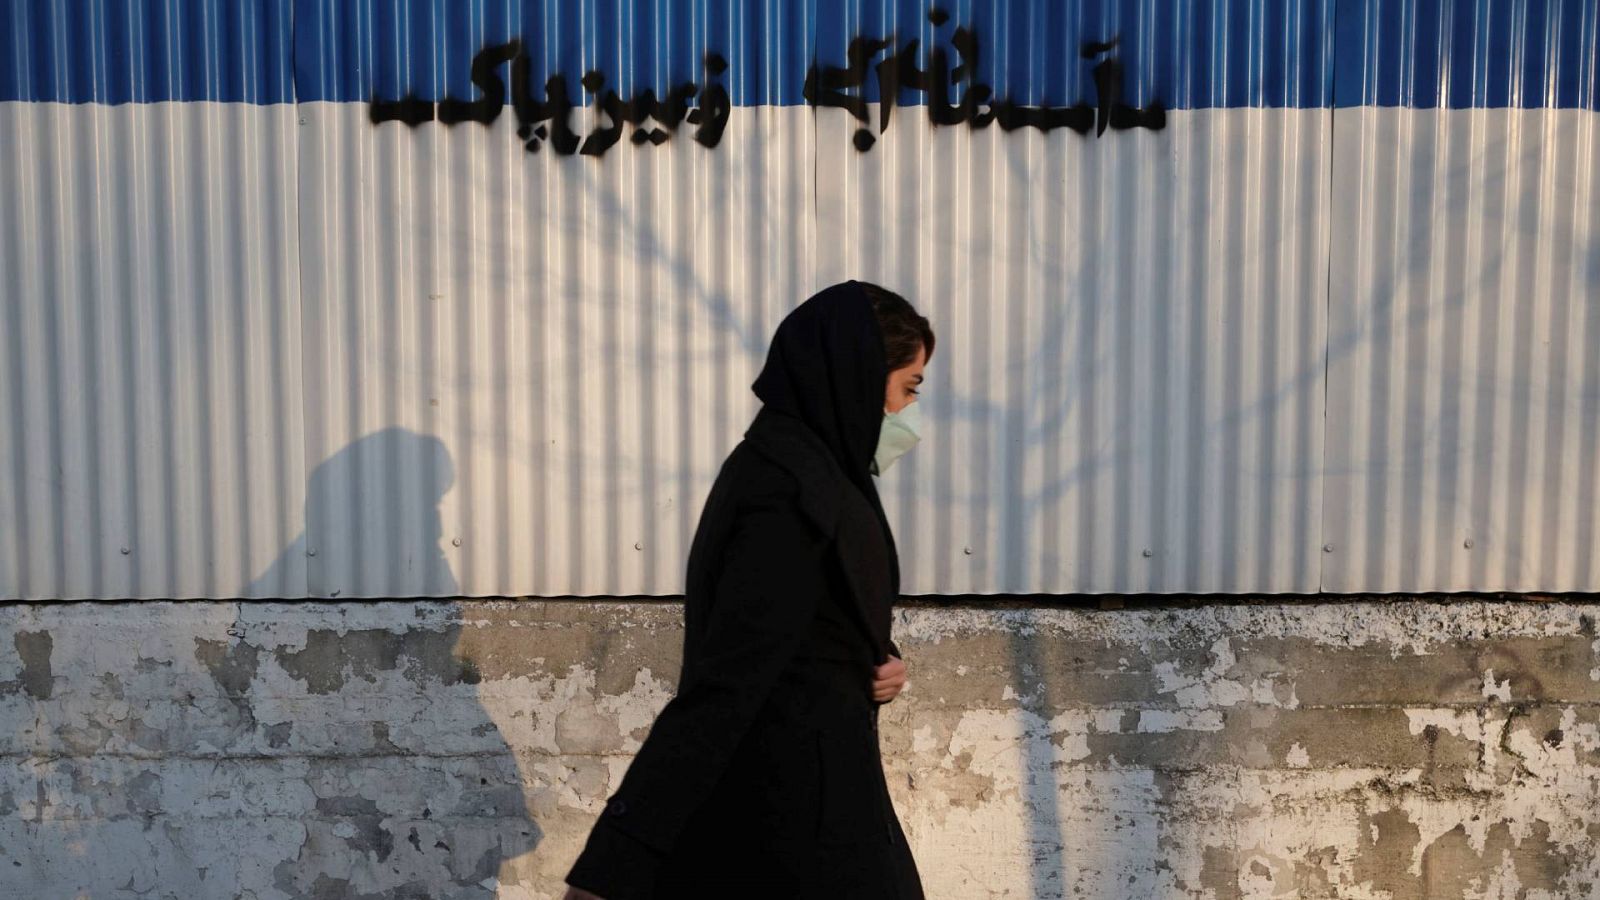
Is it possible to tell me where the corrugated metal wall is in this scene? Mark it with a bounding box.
[293,2,822,598]
[2,0,1596,599]
[1,0,304,598]
[1323,1,1600,592]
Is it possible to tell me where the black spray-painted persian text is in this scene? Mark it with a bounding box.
[369,10,1164,156]
[371,40,730,155]
[808,10,1165,152]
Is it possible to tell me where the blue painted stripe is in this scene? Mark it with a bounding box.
[2,0,295,105]
[2,1,1595,110]
[296,0,1337,110]
[1334,0,1599,109]
[809,0,1335,110]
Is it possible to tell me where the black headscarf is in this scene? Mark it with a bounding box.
[751,281,887,496]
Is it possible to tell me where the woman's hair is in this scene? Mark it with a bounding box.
[861,282,935,369]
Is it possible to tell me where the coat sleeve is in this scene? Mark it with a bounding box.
[565,483,829,899]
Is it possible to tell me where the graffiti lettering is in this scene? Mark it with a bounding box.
[437,40,518,126]
[686,53,732,148]
[807,9,1165,152]
[371,40,731,156]
[368,9,1167,158]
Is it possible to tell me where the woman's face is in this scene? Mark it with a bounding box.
[884,344,927,414]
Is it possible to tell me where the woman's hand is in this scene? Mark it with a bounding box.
[872,654,908,703]
[564,888,605,900]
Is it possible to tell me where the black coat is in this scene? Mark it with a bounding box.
[564,406,925,898]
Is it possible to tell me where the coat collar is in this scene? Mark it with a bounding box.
[743,408,890,661]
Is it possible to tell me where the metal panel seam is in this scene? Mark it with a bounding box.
[288,0,313,601]
[1316,7,1343,594]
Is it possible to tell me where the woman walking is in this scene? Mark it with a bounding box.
[564,281,934,898]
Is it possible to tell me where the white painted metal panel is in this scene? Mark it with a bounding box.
[294,100,1333,597]
[294,103,817,598]
[818,108,1333,593]
[0,102,305,600]
[1323,108,1600,592]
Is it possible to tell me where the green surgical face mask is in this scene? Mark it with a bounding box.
[870,401,922,476]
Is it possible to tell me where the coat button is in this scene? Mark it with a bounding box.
[605,798,628,817]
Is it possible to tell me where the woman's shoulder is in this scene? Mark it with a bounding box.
[690,441,838,557]
[718,440,804,504]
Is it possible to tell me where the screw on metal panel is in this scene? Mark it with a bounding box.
[120,546,130,555]
[452,537,462,547]
[634,542,643,551]
[299,117,307,125]
[1463,538,1474,549]
[963,546,973,555]
[307,548,317,557]
[1141,548,1153,558]
[1322,544,1334,553]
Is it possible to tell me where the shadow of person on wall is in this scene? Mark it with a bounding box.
[218,427,540,898]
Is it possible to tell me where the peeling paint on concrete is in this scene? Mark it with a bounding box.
[1,598,1597,898]
[12,631,53,700]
